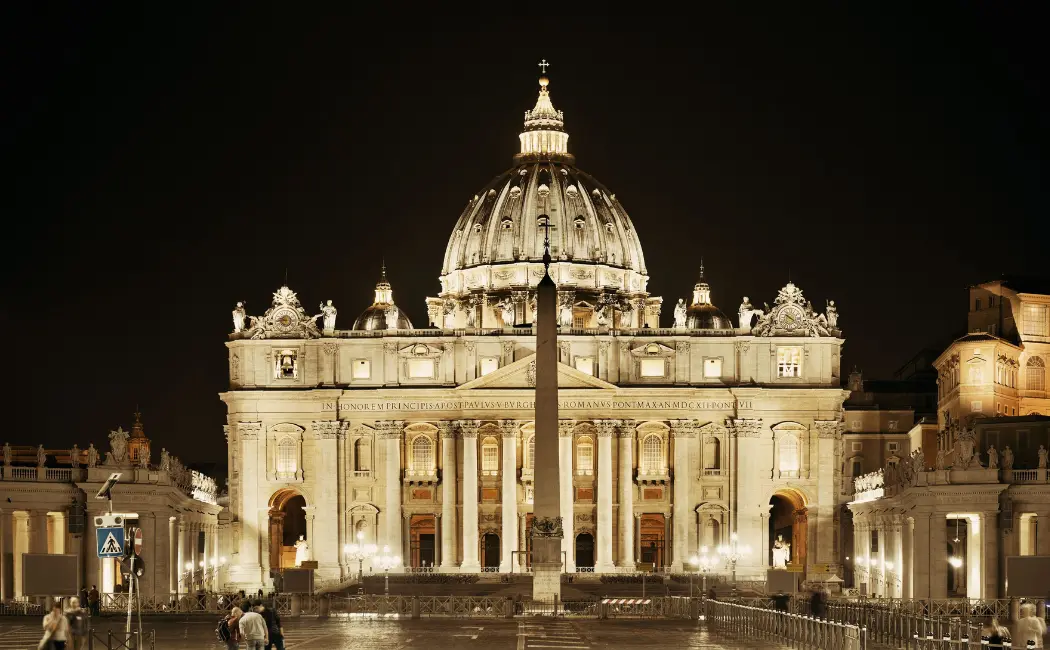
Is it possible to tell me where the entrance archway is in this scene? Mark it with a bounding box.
[575,533,595,569]
[269,489,307,570]
[409,515,436,569]
[769,489,807,569]
[639,514,666,568]
[482,533,500,569]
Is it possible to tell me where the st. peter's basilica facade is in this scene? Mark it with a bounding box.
[221,73,848,591]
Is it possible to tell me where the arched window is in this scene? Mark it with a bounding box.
[779,434,800,474]
[703,437,720,470]
[576,437,594,474]
[481,437,499,474]
[354,438,371,472]
[642,434,664,474]
[277,439,297,474]
[412,436,434,472]
[1028,357,1046,392]
[525,435,535,469]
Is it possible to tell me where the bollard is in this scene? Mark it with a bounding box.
[291,594,302,617]
[553,595,559,618]
[319,594,330,619]
[411,595,420,620]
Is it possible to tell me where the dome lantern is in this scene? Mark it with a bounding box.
[515,65,573,164]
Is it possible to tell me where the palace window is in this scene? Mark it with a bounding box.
[407,358,435,379]
[277,439,297,475]
[888,442,899,453]
[641,434,664,475]
[777,347,802,378]
[481,437,499,474]
[778,434,799,473]
[703,357,722,378]
[975,298,982,311]
[1023,304,1048,336]
[1027,357,1046,391]
[576,437,594,474]
[574,356,595,376]
[353,359,371,379]
[479,357,500,376]
[639,358,665,378]
[412,436,434,472]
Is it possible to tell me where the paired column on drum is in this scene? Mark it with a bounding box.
[439,422,458,570]
[460,420,481,571]
[595,420,616,572]
[499,420,519,572]
[670,419,696,571]
[559,420,575,573]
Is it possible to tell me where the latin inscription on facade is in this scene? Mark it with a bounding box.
[337,398,751,413]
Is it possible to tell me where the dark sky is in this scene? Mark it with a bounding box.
[3,7,1047,463]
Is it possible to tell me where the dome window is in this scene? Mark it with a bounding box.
[573,216,585,230]
[592,189,601,198]
[473,224,483,233]
[509,186,522,198]
[565,184,578,196]
[488,189,497,196]
[605,223,615,233]
[537,183,550,198]
[501,218,513,230]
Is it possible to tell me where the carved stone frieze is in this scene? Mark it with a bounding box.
[596,419,620,438]
[730,418,764,438]
[312,420,342,440]
[531,516,564,538]
[669,419,698,438]
[458,419,480,439]
[558,420,576,438]
[813,420,841,439]
[322,343,337,356]
[237,285,322,340]
[238,421,262,440]
[374,420,405,440]
[500,419,520,439]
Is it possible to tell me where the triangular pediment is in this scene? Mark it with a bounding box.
[457,353,617,390]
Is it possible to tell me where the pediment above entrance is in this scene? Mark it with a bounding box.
[457,353,617,390]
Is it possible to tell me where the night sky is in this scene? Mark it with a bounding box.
[4,8,1047,464]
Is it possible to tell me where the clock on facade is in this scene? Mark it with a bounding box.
[776,305,805,332]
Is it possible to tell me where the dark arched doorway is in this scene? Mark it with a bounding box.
[768,489,807,569]
[482,533,500,569]
[575,533,595,570]
[269,489,307,570]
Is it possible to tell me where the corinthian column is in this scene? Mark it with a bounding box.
[460,420,480,571]
[618,421,635,567]
[379,421,404,562]
[559,420,576,572]
[439,422,458,570]
[595,420,617,572]
[670,419,696,571]
[500,420,519,572]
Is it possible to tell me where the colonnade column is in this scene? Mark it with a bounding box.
[979,512,998,599]
[499,420,518,572]
[168,517,178,594]
[439,422,458,570]
[559,420,575,573]
[0,510,12,600]
[460,420,480,572]
[670,420,695,571]
[618,423,635,568]
[212,523,221,591]
[594,420,616,572]
[177,518,187,593]
[902,514,913,599]
[876,517,887,596]
[378,421,403,566]
[28,510,48,554]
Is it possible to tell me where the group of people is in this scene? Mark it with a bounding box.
[220,599,285,650]
[39,596,91,650]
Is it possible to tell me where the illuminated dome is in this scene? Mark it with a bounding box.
[686,266,733,330]
[352,265,414,331]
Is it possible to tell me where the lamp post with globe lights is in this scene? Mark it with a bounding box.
[717,533,751,595]
[373,546,401,595]
[344,531,377,582]
[688,546,717,597]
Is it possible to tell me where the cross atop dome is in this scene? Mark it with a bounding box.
[538,59,549,74]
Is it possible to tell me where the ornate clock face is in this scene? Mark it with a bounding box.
[272,307,298,332]
[776,305,804,331]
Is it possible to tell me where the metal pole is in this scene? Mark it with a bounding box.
[385,568,389,595]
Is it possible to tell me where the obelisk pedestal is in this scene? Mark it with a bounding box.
[531,228,563,602]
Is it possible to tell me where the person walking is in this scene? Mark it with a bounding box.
[237,604,268,650]
[255,600,285,650]
[221,607,243,650]
[64,597,89,650]
[1017,603,1047,648]
[87,586,100,617]
[986,617,1012,648]
[42,602,70,650]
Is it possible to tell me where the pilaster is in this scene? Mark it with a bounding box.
[377,420,404,569]
[558,419,575,572]
[595,419,617,572]
[618,421,635,567]
[459,420,480,572]
[499,420,519,572]
[439,422,458,570]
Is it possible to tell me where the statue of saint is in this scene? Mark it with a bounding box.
[499,299,515,328]
[1039,445,1048,469]
[466,302,477,328]
[673,299,688,329]
[2,442,10,467]
[70,444,81,468]
[826,300,838,328]
[738,296,754,328]
[621,302,635,328]
[87,443,98,468]
[987,446,999,469]
[160,448,171,471]
[559,298,573,328]
[911,449,924,476]
[319,300,338,331]
[138,448,149,469]
[772,535,791,568]
[1002,446,1014,470]
[294,535,311,567]
[108,428,130,464]
[232,302,247,333]
[385,305,399,330]
[36,445,46,468]
[935,448,946,471]
[595,304,608,327]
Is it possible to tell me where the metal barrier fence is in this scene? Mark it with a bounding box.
[707,599,863,650]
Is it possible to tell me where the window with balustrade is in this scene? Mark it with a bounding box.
[1023,304,1048,336]
[277,439,297,475]
[1028,357,1046,392]
[778,433,800,475]
[354,438,371,472]
[641,434,664,475]
[576,437,594,474]
[481,437,499,474]
[412,436,434,472]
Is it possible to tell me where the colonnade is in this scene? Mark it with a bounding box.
[0,509,67,600]
[169,518,221,595]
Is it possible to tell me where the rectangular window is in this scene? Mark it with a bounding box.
[975,298,982,311]
[574,356,595,376]
[639,358,665,377]
[1023,304,1048,336]
[851,460,862,476]
[352,359,371,379]
[479,357,500,376]
[407,358,435,379]
[971,400,982,412]
[481,444,499,473]
[777,347,802,378]
[577,444,594,473]
[703,357,723,378]
[888,442,899,453]
[852,442,863,452]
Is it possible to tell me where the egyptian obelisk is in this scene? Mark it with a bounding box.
[531,220,563,601]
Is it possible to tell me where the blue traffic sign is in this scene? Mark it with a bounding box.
[96,526,125,558]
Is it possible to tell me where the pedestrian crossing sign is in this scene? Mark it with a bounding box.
[96,526,125,558]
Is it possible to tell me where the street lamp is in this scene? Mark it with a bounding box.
[688,546,717,597]
[716,533,751,595]
[373,545,401,595]
[344,531,378,582]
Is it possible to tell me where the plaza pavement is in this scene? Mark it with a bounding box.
[0,616,798,649]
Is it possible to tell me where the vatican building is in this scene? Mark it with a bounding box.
[221,73,849,591]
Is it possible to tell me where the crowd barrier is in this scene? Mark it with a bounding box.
[707,599,863,650]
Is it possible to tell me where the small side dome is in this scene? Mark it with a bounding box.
[351,264,414,331]
[685,262,734,330]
